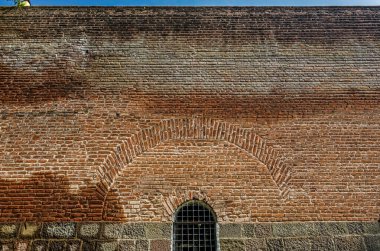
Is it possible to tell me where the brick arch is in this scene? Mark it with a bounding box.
[170,195,218,221]
[94,117,292,211]
[163,190,221,222]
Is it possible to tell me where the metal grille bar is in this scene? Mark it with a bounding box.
[174,201,217,251]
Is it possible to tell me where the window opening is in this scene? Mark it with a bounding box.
[173,200,217,251]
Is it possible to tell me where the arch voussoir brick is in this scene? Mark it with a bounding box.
[95,117,293,214]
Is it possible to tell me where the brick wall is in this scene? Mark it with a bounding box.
[0,6,379,247]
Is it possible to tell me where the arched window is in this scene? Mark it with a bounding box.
[173,200,217,251]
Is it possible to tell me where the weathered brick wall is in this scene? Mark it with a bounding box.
[0,6,379,232]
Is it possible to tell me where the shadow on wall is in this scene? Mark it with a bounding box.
[2,58,380,120]
[1,8,376,44]
[129,89,380,119]
[0,171,125,222]
[0,62,88,106]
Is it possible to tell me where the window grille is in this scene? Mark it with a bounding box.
[173,200,217,251]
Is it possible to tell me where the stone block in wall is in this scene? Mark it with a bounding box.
[0,223,19,238]
[242,223,273,238]
[102,223,145,239]
[19,222,41,239]
[347,222,365,234]
[334,236,366,251]
[150,240,171,251]
[309,237,335,251]
[118,240,135,251]
[102,224,123,239]
[220,239,245,251]
[272,222,315,237]
[242,224,255,237]
[48,240,66,250]
[314,222,348,236]
[15,241,30,251]
[283,237,311,251]
[78,223,101,240]
[135,240,149,251]
[67,240,82,251]
[31,240,48,251]
[363,234,380,251]
[97,241,118,251]
[0,241,14,251]
[253,223,273,238]
[245,238,268,251]
[346,221,379,235]
[82,241,97,251]
[42,223,76,239]
[362,222,380,234]
[219,223,242,238]
[266,238,284,251]
[144,223,171,239]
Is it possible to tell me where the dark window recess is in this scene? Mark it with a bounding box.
[173,201,217,251]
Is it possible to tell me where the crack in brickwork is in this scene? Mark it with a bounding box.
[95,117,292,218]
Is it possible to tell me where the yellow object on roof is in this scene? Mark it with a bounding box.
[20,1,30,6]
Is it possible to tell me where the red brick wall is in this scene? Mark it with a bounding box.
[0,7,379,222]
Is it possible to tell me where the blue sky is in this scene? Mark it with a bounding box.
[1,0,380,6]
